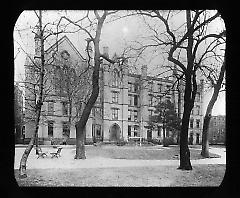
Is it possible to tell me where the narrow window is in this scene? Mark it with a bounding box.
[47,101,54,115]
[48,121,54,137]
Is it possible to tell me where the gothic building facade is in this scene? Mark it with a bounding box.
[24,36,204,145]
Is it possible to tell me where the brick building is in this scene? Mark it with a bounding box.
[208,115,226,144]
[24,35,204,145]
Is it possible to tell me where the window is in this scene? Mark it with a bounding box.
[47,101,54,115]
[149,94,153,106]
[196,119,200,128]
[133,110,138,121]
[157,126,161,137]
[112,108,119,120]
[128,125,131,137]
[196,105,200,115]
[196,92,200,102]
[134,83,138,92]
[128,83,132,92]
[112,91,119,103]
[128,83,136,92]
[158,83,162,92]
[133,125,139,137]
[128,95,133,106]
[148,82,153,92]
[62,122,70,137]
[134,95,138,106]
[62,102,68,116]
[112,70,119,87]
[48,121,54,137]
[128,110,132,121]
[148,109,153,120]
[93,124,102,139]
[190,119,194,128]
[95,124,102,137]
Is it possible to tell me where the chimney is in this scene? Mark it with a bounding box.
[103,46,109,58]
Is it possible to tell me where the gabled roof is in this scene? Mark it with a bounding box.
[45,35,85,60]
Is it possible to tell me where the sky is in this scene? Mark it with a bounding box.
[14,10,225,116]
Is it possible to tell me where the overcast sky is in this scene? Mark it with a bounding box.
[14,10,225,116]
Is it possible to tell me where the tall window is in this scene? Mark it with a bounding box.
[47,101,54,115]
[148,109,153,120]
[62,122,70,137]
[134,83,138,92]
[133,125,139,137]
[112,91,119,103]
[134,95,138,106]
[128,83,134,92]
[112,108,119,120]
[128,95,133,106]
[190,119,194,128]
[149,94,153,106]
[128,125,131,137]
[48,121,54,137]
[196,105,200,115]
[112,70,119,87]
[133,110,138,122]
[128,110,132,121]
[62,102,68,116]
[196,119,200,128]
[148,82,153,92]
[158,83,162,92]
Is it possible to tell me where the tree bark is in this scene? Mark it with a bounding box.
[201,115,211,157]
[178,97,193,170]
[201,61,225,157]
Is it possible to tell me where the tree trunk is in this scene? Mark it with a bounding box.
[201,60,225,157]
[19,118,41,178]
[178,103,192,170]
[35,131,39,155]
[201,115,211,157]
[74,12,107,159]
[75,124,86,159]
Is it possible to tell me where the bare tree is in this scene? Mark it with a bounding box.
[134,10,225,170]
[16,10,66,178]
[201,57,225,157]
[57,10,126,159]
[51,50,92,143]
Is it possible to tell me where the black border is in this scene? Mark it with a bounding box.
[4,1,239,198]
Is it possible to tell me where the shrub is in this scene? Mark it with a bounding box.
[116,138,127,146]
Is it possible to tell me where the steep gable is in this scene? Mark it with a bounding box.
[45,35,85,63]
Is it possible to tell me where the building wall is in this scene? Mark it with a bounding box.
[24,36,205,145]
[209,115,225,144]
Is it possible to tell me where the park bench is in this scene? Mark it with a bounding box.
[36,147,48,159]
[50,147,63,158]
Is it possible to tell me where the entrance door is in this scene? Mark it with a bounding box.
[109,124,121,141]
[147,130,152,140]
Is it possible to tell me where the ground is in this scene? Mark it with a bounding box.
[14,144,226,187]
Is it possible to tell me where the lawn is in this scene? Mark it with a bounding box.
[14,164,226,187]
[81,145,221,160]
